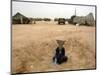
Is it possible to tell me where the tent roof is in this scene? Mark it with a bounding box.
[85,13,94,21]
[13,12,28,19]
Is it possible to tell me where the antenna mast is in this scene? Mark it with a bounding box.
[75,8,76,16]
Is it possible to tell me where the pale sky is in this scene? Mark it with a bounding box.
[12,1,95,19]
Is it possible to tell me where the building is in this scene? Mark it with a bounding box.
[73,13,95,26]
[12,12,31,24]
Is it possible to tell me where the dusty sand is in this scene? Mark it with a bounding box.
[12,21,96,73]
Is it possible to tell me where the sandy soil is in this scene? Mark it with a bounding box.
[12,21,96,73]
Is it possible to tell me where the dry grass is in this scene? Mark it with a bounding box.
[12,21,96,73]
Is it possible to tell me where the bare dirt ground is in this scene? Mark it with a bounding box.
[12,21,96,73]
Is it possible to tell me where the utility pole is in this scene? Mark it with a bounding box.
[75,8,76,16]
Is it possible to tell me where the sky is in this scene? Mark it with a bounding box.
[12,1,96,19]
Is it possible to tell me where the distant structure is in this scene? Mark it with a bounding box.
[68,8,76,24]
[12,12,31,24]
[68,8,95,26]
[85,13,95,26]
[73,13,95,26]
